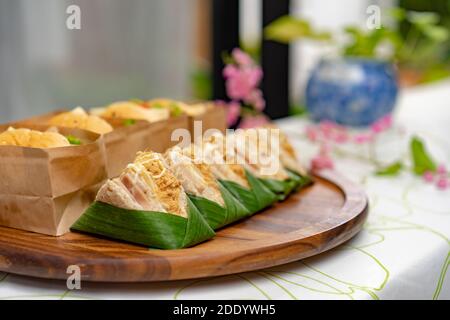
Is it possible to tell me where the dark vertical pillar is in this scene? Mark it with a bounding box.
[212,0,240,101]
[262,0,290,119]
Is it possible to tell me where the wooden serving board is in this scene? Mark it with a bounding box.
[0,170,368,282]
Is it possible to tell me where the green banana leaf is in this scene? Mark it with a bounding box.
[71,197,215,249]
[259,169,313,201]
[287,169,313,188]
[220,170,278,214]
[188,183,250,230]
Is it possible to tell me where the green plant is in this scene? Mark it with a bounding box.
[264,16,332,44]
[264,8,449,67]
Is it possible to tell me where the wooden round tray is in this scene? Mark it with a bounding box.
[0,170,368,282]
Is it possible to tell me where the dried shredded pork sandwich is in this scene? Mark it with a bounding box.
[164,146,225,206]
[96,151,188,217]
[189,134,250,189]
[262,124,307,176]
[49,107,113,135]
[230,128,290,181]
[94,101,170,123]
[0,127,70,148]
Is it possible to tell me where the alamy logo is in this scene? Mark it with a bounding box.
[366,5,381,30]
[66,5,81,30]
[171,121,282,176]
[66,265,81,290]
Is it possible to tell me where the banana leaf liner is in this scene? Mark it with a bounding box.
[219,170,278,215]
[188,183,250,230]
[259,169,313,201]
[71,197,215,249]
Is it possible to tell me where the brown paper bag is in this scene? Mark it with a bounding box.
[0,124,107,235]
[188,105,227,142]
[102,115,189,177]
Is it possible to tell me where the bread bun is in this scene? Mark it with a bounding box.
[0,127,70,148]
[49,107,113,134]
[147,98,188,117]
[100,101,170,123]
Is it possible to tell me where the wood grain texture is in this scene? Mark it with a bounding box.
[0,170,368,282]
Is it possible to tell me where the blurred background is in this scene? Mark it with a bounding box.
[0,0,449,122]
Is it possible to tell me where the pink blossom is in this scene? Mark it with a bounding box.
[319,121,337,138]
[224,68,262,101]
[232,48,253,67]
[223,64,239,79]
[423,171,434,183]
[436,177,448,190]
[245,89,265,111]
[239,115,270,129]
[226,101,241,127]
[353,133,373,144]
[311,154,334,171]
[305,126,319,142]
[371,114,393,133]
[334,131,349,144]
[381,114,393,128]
[437,164,447,175]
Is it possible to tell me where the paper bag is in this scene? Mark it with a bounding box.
[188,105,227,142]
[0,124,107,235]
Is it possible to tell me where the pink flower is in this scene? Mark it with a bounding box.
[226,101,241,127]
[319,121,337,138]
[436,177,448,190]
[423,171,435,183]
[437,164,447,175]
[232,48,253,67]
[224,68,262,101]
[381,114,393,128]
[239,115,269,129]
[223,64,239,79]
[244,89,265,111]
[305,126,319,142]
[371,114,393,134]
[311,154,334,171]
[334,131,349,144]
[353,133,373,144]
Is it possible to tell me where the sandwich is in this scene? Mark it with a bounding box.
[97,151,188,217]
[146,98,187,117]
[145,99,213,117]
[183,140,250,189]
[230,128,290,181]
[71,151,215,249]
[0,127,71,148]
[223,127,311,200]
[93,101,170,123]
[49,107,113,135]
[164,146,225,207]
[164,145,253,229]
[263,124,307,176]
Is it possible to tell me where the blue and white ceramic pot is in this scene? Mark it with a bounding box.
[305,58,398,127]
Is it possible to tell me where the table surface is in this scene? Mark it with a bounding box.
[1,81,449,300]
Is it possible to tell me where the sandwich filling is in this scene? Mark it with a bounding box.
[230,129,289,181]
[193,135,250,189]
[96,101,170,123]
[96,151,188,217]
[164,146,225,206]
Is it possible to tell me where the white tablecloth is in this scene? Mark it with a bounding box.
[0,81,449,300]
